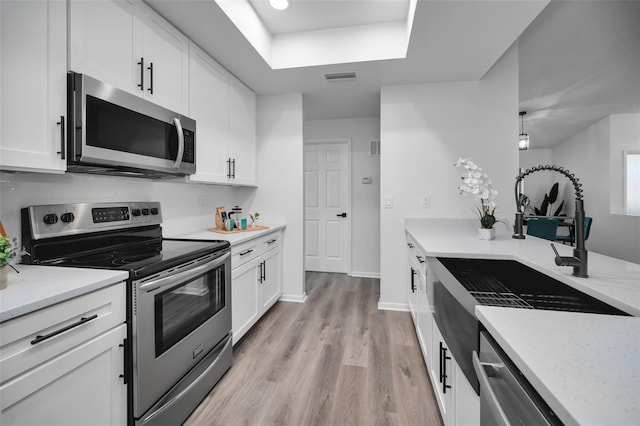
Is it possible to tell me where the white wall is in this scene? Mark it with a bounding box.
[304,117,381,277]
[235,93,306,302]
[0,171,238,253]
[379,44,519,310]
[553,115,640,264]
[519,148,553,214]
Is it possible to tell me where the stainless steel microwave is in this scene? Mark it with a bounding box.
[67,72,196,178]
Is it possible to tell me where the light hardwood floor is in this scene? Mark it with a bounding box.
[185,272,443,426]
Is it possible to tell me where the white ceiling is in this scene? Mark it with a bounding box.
[142,1,640,149]
[518,1,640,148]
[145,0,548,120]
[248,0,410,35]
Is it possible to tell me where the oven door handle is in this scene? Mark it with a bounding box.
[140,252,229,293]
[473,351,510,426]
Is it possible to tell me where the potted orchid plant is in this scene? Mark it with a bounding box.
[454,158,500,240]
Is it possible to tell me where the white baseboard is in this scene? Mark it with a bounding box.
[377,301,410,312]
[349,271,380,279]
[279,293,307,303]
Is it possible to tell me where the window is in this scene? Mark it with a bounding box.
[624,151,640,215]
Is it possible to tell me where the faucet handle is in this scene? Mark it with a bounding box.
[550,243,581,267]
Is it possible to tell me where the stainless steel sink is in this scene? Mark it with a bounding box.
[427,257,629,396]
[436,257,628,315]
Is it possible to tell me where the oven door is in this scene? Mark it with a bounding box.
[132,249,231,418]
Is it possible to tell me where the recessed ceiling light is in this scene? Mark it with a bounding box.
[269,0,289,11]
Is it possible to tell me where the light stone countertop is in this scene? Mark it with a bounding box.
[476,306,640,426]
[405,218,640,316]
[179,223,286,246]
[0,265,128,323]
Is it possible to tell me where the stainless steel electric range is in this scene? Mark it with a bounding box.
[21,202,232,426]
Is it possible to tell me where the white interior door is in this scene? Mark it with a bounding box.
[304,141,350,273]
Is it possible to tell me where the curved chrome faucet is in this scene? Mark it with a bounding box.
[512,165,588,278]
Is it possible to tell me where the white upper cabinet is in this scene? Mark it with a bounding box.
[0,0,67,173]
[136,5,189,113]
[187,43,258,187]
[69,0,189,114]
[227,77,257,186]
[188,43,230,184]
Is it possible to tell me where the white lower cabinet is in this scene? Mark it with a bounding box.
[431,322,455,426]
[0,283,127,426]
[231,257,260,343]
[406,234,479,425]
[231,231,283,344]
[259,246,282,312]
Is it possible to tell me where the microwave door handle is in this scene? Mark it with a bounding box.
[173,117,185,170]
[140,252,229,293]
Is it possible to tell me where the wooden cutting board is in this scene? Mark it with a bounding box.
[207,225,270,234]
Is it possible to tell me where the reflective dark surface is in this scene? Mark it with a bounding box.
[437,257,629,315]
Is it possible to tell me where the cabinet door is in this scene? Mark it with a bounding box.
[416,268,430,363]
[259,248,281,313]
[0,0,66,173]
[231,259,260,344]
[228,77,257,186]
[68,0,139,95]
[408,257,419,324]
[136,2,189,114]
[0,325,127,426]
[454,362,480,426]
[187,43,230,184]
[430,323,455,426]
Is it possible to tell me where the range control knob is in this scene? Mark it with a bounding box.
[132,209,142,217]
[61,212,75,223]
[150,207,159,215]
[141,208,150,216]
[43,213,59,225]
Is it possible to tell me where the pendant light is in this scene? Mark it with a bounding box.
[519,111,530,151]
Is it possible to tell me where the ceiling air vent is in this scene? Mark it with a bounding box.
[324,71,357,82]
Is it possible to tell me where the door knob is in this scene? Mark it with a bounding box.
[336,213,347,218]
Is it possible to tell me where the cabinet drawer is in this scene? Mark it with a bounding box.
[0,283,126,384]
[261,231,281,253]
[231,240,260,269]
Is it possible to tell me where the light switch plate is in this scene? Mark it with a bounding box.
[384,196,393,208]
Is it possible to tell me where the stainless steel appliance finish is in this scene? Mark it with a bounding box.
[132,249,231,421]
[67,72,196,178]
[473,331,561,426]
[21,202,231,426]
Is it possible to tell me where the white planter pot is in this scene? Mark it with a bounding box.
[478,228,495,240]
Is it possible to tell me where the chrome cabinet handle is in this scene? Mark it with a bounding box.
[232,158,236,179]
[239,249,253,256]
[173,118,184,169]
[31,314,98,345]
[416,255,425,264]
[407,242,414,248]
[267,239,277,244]
[227,158,232,179]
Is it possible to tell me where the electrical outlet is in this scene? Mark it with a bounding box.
[384,196,393,209]
[422,196,431,209]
